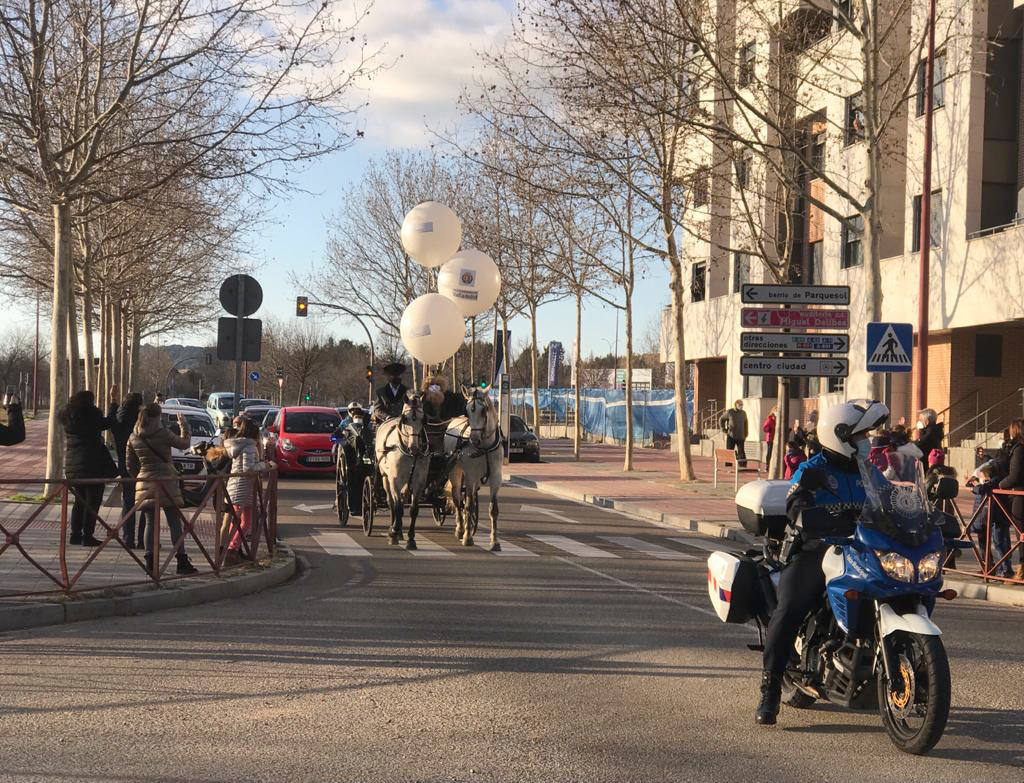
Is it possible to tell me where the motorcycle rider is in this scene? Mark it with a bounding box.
[756,398,890,726]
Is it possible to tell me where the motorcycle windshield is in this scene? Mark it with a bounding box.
[858,458,934,547]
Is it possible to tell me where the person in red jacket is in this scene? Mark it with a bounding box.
[762,407,777,468]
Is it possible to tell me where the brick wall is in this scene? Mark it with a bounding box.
[946,323,1024,443]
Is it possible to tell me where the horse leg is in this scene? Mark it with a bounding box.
[452,470,465,540]
[386,481,400,546]
[461,483,474,547]
[406,494,419,550]
[488,485,500,552]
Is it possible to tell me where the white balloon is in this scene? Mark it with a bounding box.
[400,201,462,268]
[437,250,502,317]
[400,293,466,364]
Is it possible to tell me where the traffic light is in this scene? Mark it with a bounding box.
[305,390,312,401]
[366,365,374,383]
[296,296,308,317]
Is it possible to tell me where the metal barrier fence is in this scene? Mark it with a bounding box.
[942,488,1023,585]
[0,468,278,597]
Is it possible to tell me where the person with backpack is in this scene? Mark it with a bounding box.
[127,402,198,575]
[223,416,266,565]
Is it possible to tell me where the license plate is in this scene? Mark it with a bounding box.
[509,446,524,454]
[306,455,332,463]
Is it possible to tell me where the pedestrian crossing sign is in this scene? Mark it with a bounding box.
[866,322,913,373]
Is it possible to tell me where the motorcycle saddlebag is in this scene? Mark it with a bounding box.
[735,480,790,539]
[707,551,760,624]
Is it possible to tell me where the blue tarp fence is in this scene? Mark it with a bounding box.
[504,388,693,445]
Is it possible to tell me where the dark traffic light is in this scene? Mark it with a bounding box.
[296,296,308,317]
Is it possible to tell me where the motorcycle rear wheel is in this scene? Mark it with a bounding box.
[877,632,950,755]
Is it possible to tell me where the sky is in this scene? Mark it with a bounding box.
[1,0,672,364]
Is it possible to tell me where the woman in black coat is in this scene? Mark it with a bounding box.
[998,418,1024,579]
[60,389,118,546]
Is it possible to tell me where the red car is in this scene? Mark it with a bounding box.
[266,406,342,475]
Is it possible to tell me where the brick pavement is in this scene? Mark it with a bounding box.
[2,414,48,481]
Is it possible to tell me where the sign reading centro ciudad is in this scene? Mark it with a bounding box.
[739,283,850,379]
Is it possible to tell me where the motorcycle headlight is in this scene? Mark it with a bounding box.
[281,438,296,452]
[917,551,943,582]
[875,551,915,583]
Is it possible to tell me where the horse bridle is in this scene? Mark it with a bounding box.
[465,395,501,454]
[396,402,428,458]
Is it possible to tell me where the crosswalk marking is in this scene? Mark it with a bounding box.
[489,538,539,557]
[312,530,372,557]
[668,537,742,555]
[406,534,456,557]
[599,536,696,560]
[527,534,619,558]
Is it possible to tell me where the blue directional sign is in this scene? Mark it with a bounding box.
[248,370,260,382]
[866,322,913,373]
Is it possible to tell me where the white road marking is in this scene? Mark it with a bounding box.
[519,504,581,524]
[311,530,372,557]
[527,534,618,558]
[406,535,456,557]
[489,539,539,557]
[599,536,697,560]
[295,503,334,513]
[668,537,743,555]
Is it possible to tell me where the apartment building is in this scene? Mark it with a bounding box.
[661,0,1024,463]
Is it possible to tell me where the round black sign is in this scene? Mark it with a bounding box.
[219,274,263,317]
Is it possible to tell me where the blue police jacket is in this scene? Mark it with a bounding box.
[788,451,871,516]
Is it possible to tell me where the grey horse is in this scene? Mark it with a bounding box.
[374,393,429,549]
[444,386,502,550]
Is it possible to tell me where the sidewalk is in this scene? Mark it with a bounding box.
[3,415,48,481]
[508,438,1024,609]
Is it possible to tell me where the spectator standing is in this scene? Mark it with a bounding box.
[762,408,777,469]
[968,465,1013,578]
[1,395,25,446]
[127,403,198,574]
[719,400,748,467]
[783,439,804,480]
[997,418,1024,580]
[110,392,144,549]
[61,389,119,546]
[788,418,807,449]
[224,416,264,565]
[914,408,944,469]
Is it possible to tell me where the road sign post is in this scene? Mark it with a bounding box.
[218,274,263,417]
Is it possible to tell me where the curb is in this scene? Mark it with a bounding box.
[0,545,297,633]
[509,475,1024,609]
[507,475,755,546]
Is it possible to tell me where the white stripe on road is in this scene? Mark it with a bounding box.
[668,537,743,555]
[527,534,619,558]
[599,536,697,560]
[311,530,372,557]
[406,535,456,557]
[489,538,539,557]
[518,504,581,524]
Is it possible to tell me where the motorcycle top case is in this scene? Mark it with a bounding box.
[734,479,790,538]
[707,551,760,623]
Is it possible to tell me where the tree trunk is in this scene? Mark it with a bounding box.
[98,289,109,409]
[45,203,71,482]
[574,289,582,461]
[624,295,634,471]
[81,269,95,394]
[664,198,696,481]
[128,313,141,391]
[113,303,123,397]
[66,261,81,396]
[529,301,540,432]
[861,5,884,400]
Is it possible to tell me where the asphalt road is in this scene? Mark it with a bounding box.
[0,474,1021,782]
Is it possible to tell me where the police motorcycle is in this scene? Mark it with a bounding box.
[708,455,963,754]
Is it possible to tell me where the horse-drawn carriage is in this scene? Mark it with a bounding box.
[333,388,503,549]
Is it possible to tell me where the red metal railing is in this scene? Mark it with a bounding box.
[0,467,278,597]
[941,488,1024,585]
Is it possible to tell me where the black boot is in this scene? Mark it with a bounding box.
[755,672,782,726]
[176,552,198,575]
[144,553,155,576]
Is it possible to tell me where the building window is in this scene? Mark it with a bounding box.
[975,334,1003,377]
[809,240,823,284]
[691,261,707,302]
[827,377,845,394]
[915,52,946,116]
[733,253,750,293]
[834,0,852,28]
[841,214,863,268]
[735,152,751,188]
[810,132,825,173]
[845,92,865,145]
[911,190,942,252]
[691,167,709,207]
[738,42,755,86]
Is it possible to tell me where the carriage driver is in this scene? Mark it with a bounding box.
[374,363,409,421]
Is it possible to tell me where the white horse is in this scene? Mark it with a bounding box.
[444,386,502,550]
[375,393,429,549]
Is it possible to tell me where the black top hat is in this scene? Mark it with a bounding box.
[382,362,407,376]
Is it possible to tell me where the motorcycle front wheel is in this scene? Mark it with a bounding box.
[877,632,950,755]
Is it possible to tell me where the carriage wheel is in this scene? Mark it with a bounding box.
[336,455,349,527]
[361,475,375,536]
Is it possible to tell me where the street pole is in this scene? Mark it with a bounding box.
[916,0,938,412]
[303,298,375,406]
[233,278,244,418]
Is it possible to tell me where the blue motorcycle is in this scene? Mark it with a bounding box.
[709,462,962,754]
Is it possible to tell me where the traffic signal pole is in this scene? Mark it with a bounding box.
[295,296,375,406]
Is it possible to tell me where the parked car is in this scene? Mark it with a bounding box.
[506,415,541,462]
[240,398,271,410]
[161,405,220,477]
[267,406,342,475]
[241,404,277,426]
[165,397,203,409]
[259,409,281,456]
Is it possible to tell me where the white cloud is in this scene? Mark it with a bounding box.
[356,0,513,146]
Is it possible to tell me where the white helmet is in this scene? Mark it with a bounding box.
[347,401,361,411]
[816,399,889,460]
